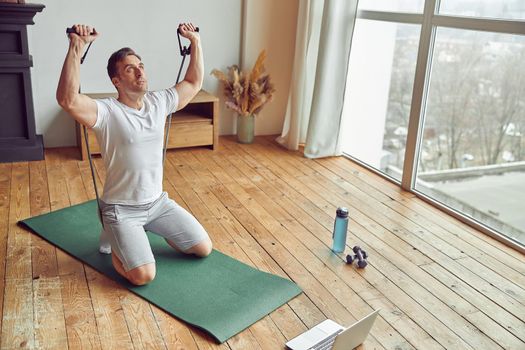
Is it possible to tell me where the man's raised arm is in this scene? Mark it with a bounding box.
[175,23,203,110]
[56,24,99,128]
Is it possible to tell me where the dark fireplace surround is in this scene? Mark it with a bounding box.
[0,2,44,162]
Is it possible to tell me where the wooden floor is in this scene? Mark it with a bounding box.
[1,135,524,349]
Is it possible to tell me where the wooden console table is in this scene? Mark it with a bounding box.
[76,89,219,160]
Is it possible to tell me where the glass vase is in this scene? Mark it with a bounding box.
[237,114,255,144]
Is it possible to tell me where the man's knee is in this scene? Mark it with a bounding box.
[186,238,212,257]
[127,263,156,286]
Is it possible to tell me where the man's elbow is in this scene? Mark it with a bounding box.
[196,79,203,91]
[185,82,202,103]
[56,91,67,107]
[56,93,74,111]
[188,79,202,94]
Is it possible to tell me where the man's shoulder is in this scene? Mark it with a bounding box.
[147,87,177,97]
[145,87,178,107]
[95,96,118,109]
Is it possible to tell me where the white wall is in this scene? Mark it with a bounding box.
[29,0,242,147]
[241,0,298,136]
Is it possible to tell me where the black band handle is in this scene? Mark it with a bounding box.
[177,26,199,56]
[177,26,199,34]
[66,27,96,35]
[66,27,95,64]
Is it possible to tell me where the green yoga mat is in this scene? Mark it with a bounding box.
[19,200,302,343]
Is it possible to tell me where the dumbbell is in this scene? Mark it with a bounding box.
[346,246,368,268]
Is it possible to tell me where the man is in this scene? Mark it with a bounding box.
[56,23,212,286]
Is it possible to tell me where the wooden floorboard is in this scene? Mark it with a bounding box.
[1,137,524,349]
[0,163,12,343]
[47,149,103,350]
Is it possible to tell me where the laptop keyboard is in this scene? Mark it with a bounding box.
[308,329,344,350]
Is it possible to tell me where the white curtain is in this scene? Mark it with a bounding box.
[276,0,359,158]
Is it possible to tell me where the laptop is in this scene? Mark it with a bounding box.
[286,310,380,350]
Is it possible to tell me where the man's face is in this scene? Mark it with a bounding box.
[112,55,148,94]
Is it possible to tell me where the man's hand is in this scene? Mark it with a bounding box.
[68,24,99,45]
[178,23,199,42]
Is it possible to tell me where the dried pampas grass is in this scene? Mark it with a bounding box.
[211,50,275,117]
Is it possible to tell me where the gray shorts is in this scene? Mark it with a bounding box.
[99,192,209,272]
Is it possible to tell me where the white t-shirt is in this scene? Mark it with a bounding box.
[92,87,179,205]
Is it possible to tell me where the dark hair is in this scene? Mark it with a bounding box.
[107,47,142,79]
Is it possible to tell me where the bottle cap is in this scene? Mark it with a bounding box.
[336,207,349,218]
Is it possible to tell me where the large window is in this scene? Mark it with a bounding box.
[341,0,525,248]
